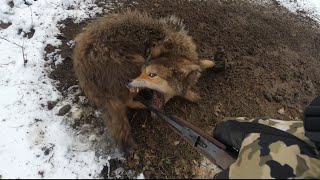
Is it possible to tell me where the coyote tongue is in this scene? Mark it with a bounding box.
[129,88,165,110]
[151,91,165,109]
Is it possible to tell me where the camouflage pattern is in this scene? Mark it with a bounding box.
[215,117,320,179]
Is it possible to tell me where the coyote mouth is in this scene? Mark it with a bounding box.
[133,88,165,109]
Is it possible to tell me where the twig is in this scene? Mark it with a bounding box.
[48,153,54,162]
[9,125,24,128]
[23,0,31,6]
[4,95,24,108]
[129,112,137,123]
[28,118,44,127]
[0,37,23,48]
[29,6,33,27]
[158,166,165,175]
[0,37,27,66]
[72,148,90,152]
[159,165,168,178]
[0,61,15,67]
[142,116,148,128]
[60,118,66,125]
[44,152,54,163]
[22,40,27,66]
[45,152,55,168]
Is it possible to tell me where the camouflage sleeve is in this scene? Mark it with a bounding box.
[214,118,320,179]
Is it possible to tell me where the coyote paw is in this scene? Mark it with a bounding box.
[185,90,201,103]
[119,137,137,156]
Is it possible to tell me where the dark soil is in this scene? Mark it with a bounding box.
[46,0,320,179]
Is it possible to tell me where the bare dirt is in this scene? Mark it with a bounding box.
[46,0,320,179]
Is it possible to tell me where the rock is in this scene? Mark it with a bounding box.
[192,158,221,179]
[133,153,139,160]
[57,104,71,116]
[174,141,180,146]
[272,95,283,102]
[144,171,152,179]
[263,92,273,102]
[150,112,157,120]
[89,134,97,142]
[279,73,289,81]
[287,103,295,109]
[47,101,58,110]
[8,1,14,8]
[175,167,181,175]
[158,161,163,166]
[72,108,83,119]
[278,108,285,115]
[293,92,300,103]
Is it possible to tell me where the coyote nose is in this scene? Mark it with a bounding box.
[127,79,133,87]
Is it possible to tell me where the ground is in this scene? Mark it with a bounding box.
[1,0,319,179]
[45,0,320,178]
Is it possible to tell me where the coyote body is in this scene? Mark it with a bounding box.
[73,10,202,152]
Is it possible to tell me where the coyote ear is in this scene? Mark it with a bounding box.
[132,54,146,64]
[177,59,201,75]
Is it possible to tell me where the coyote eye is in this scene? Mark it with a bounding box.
[149,73,157,77]
[151,42,157,47]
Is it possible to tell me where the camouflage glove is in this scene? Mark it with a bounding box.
[214,118,320,179]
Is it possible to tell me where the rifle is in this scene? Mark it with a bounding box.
[137,94,237,170]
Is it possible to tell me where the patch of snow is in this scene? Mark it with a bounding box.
[0,0,117,179]
[136,173,145,179]
[276,0,320,23]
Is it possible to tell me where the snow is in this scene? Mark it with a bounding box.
[137,173,145,179]
[0,0,319,179]
[276,0,320,23]
[0,0,111,179]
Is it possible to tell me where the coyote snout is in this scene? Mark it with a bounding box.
[129,68,175,98]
